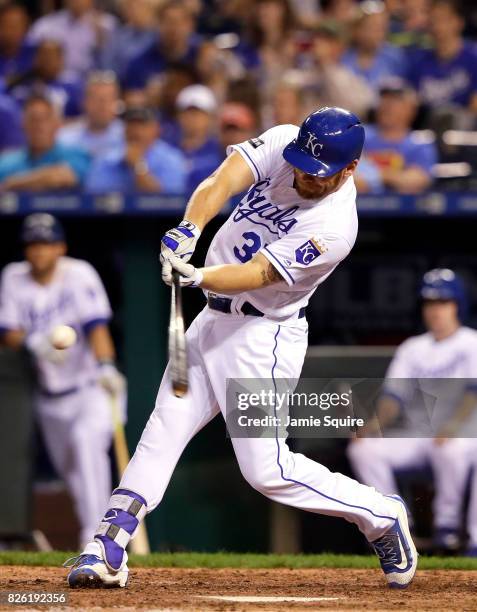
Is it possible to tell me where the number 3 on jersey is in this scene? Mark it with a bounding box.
[234,231,262,263]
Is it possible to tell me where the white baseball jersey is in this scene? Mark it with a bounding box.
[384,326,477,433]
[0,256,112,394]
[205,124,358,320]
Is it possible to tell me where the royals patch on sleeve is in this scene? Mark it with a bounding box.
[295,238,327,265]
[248,137,264,149]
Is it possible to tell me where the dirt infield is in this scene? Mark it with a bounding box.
[0,566,476,611]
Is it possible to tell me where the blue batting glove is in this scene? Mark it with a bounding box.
[160,220,201,264]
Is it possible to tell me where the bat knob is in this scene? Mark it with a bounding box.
[172,381,188,398]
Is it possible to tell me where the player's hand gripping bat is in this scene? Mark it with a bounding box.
[169,270,189,397]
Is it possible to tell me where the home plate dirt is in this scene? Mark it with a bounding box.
[0,566,476,611]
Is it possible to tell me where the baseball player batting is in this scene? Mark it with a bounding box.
[65,107,417,589]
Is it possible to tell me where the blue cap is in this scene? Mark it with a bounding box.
[21,213,65,244]
[420,268,467,320]
[283,106,365,177]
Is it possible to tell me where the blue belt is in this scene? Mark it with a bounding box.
[38,380,95,398]
[39,385,79,398]
[207,294,306,319]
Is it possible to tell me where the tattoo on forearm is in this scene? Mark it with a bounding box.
[262,263,283,285]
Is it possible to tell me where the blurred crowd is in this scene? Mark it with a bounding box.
[0,0,476,195]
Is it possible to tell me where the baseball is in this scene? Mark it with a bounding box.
[50,325,77,350]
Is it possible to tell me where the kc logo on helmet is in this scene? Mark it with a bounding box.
[305,132,324,158]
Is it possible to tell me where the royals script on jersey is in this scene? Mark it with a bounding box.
[0,256,111,393]
[205,125,359,320]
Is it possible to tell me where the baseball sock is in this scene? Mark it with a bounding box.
[85,488,147,571]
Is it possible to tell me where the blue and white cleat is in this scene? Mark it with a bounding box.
[64,554,128,588]
[371,496,418,589]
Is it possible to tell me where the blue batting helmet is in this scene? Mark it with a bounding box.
[21,213,65,244]
[420,268,467,320]
[282,106,365,177]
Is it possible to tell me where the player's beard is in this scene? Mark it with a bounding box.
[293,168,344,200]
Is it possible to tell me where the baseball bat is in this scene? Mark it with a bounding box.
[110,394,150,555]
[169,270,188,397]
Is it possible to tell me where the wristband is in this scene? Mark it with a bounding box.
[180,220,201,239]
[194,269,204,287]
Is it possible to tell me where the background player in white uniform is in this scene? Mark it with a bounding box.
[348,269,477,555]
[0,213,125,548]
[66,107,417,589]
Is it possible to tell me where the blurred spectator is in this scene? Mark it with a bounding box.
[0,94,90,191]
[356,80,437,193]
[353,155,385,193]
[181,0,203,19]
[123,1,201,92]
[408,0,477,113]
[28,0,117,80]
[273,83,305,125]
[0,2,35,82]
[320,0,359,25]
[238,0,297,98]
[197,0,254,35]
[195,40,245,105]
[227,76,262,122]
[342,0,406,90]
[218,102,256,153]
[144,62,198,145]
[176,84,222,193]
[0,92,25,151]
[99,0,157,81]
[288,0,321,28]
[86,106,187,193]
[388,0,432,49]
[309,20,375,118]
[384,0,401,13]
[268,80,305,127]
[58,71,124,159]
[6,40,83,118]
